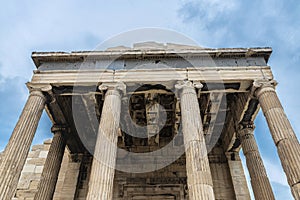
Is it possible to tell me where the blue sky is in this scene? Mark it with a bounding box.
[0,0,299,199]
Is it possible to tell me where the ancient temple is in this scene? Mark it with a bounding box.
[0,43,299,200]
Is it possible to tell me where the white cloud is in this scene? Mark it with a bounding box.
[0,0,182,80]
[0,0,185,150]
[264,159,288,186]
[179,0,238,22]
[176,0,300,141]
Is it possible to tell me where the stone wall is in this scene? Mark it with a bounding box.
[13,139,51,200]
[13,139,87,200]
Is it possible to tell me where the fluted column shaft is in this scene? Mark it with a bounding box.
[176,81,215,200]
[86,83,125,200]
[0,90,46,200]
[238,126,275,200]
[34,125,67,200]
[254,80,300,199]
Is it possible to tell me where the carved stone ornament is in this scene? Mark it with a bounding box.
[98,82,126,96]
[175,80,203,91]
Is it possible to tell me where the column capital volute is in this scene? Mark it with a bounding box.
[252,79,277,98]
[175,80,203,92]
[98,82,126,96]
[26,83,53,102]
[237,123,255,138]
[26,83,52,93]
[51,124,69,134]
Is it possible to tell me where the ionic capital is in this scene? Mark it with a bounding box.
[175,80,203,90]
[26,83,53,101]
[237,123,255,139]
[175,81,203,97]
[26,83,52,92]
[252,79,277,98]
[98,82,126,96]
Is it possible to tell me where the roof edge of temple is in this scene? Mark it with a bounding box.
[31,47,272,67]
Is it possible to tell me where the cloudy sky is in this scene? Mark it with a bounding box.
[0,0,299,199]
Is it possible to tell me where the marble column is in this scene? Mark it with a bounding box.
[86,82,125,200]
[34,125,67,200]
[175,81,215,200]
[254,80,300,199]
[0,89,46,200]
[238,125,275,200]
